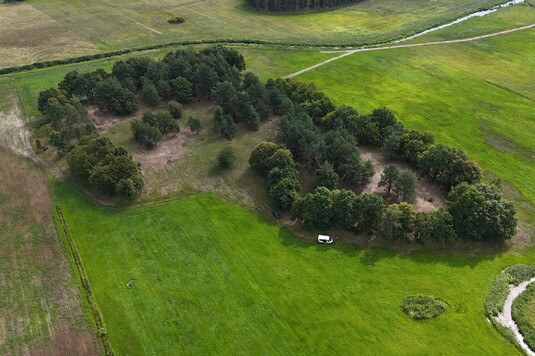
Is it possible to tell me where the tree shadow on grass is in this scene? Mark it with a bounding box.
[275,224,510,269]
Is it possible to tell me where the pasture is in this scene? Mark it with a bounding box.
[1,0,503,67]
[55,183,529,355]
[295,11,535,227]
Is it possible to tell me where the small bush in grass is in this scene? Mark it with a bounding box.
[217,147,236,169]
[168,101,183,119]
[401,295,447,320]
[168,17,185,24]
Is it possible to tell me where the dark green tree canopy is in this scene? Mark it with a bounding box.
[447,183,516,242]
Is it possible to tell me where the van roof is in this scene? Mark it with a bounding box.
[318,235,330,239]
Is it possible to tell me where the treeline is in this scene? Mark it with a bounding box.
[249,79,516,243]
[246,0,362,12]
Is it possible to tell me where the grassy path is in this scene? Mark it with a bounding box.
[285,23,535,78]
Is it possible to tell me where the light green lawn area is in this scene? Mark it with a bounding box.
[410,3,535,42]
[25,0,503,47]
[296,28,535,225]
[56,183,527,355]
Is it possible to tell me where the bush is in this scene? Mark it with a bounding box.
[401,295,448,320]
[512,282,535,351]
[168,16,186,24]
[486,265,535,316]
[217,147,236,169]
[168,100,183,119]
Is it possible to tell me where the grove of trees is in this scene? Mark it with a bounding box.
[248,78,515,244]
[246,0,362,12]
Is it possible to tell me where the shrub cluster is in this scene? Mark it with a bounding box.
[67,136,143,200]
[249,142,301,209]
[512,282,535,351]
[401,295,448,320]
[131,110,179,149]
[292,187,384,234]
[168,16,185,24]
[486,265,535,317]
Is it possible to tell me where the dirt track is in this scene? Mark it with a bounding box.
[0,82,34,158]
[285,23,535,78]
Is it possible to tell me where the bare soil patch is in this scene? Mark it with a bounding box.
[0,149,98,355]
[360,147,446,212]
[132,133,192,173]
[88,106,139,134]
[0,82,34,158]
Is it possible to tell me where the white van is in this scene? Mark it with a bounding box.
[317,235,333,244]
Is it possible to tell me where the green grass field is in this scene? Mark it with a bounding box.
[410,3,535,42]
[0,0,505,67]
[296,16,535,225]
[55,183,529,355]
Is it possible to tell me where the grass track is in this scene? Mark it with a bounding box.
[55,182,529,355]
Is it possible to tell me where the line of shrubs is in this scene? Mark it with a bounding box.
[512,281,535,351]
[485,265,535,352]
[0,33,444,77]
[55,207,114,355]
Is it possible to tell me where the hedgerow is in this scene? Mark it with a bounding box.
[512,282,535,351]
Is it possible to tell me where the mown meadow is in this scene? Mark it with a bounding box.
[55,183,529,355]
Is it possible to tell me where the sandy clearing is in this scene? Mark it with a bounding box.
[131,133,191,173]
[360,148,446,212]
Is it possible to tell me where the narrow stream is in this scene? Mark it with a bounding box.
[497,277,535,356]
[393,0,526,43]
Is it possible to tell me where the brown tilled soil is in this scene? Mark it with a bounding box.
[0,149,98,355]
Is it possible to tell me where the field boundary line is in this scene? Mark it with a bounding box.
[121,15,163,35]
[284,23,535,78]
[54,205,114,355]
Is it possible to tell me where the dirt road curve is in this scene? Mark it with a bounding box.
[497,277,535,356]
[284,24,535,79]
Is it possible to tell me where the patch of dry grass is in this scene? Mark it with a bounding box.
[0,148,98,355]
[0,3,97,67]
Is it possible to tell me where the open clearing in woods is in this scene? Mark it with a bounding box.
[1,0,504,66]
